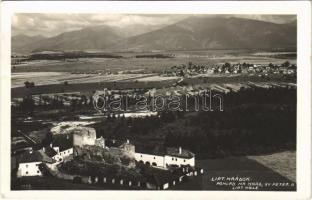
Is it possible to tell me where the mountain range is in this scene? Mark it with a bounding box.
[12,16,297,53]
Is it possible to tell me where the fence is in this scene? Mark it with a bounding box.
[45,163,204,190]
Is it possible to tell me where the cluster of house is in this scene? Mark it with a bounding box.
[16,133,74,177]
[162,62,296,77]
[211,63,296,75]
[134,146,195,169]
[16,127,196,179]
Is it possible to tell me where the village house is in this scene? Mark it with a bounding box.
[104,138,196,170]
[16,124,197,184]
[16,149,54,177]
[50,134,74,162]
[15,131,203,190]
[134,145,195,169]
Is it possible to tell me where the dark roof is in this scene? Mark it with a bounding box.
[52,134,73,152]
[166,147,195,159]
[44,146,57,157]
[39,150,55,163]
[135,145,166,156]
[17,150,53,164]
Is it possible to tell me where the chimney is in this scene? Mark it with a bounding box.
[29,149,33,154]
[43,147,45,152]
[179,147,182,154]
[50,143,52,148]
[126,139,129,144]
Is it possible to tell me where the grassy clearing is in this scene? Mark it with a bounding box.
[12,57,217,73]
[11,72,156,88]
[247,150,296,182]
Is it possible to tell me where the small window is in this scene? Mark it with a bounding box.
[175,158,177,161]
[154,157,155,159]
[184,159,186,162]
[172,158,174,161]
[26,171,28,174]
[140,155,142,157]
[37,170,40,173]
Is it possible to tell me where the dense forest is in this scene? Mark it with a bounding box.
[90,87,296,159]
[12,86,296,159]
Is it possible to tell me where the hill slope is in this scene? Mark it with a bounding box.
[12,34,46,53]
[113,17,297,51]
[12,17,297,53]
[12,25,124,53]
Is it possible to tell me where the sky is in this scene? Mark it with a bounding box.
[12,14,296,37]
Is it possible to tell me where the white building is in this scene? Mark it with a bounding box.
[41,133,74,163]
[50,133,74,162]
[17,150,54,177]
[134,146,195,169]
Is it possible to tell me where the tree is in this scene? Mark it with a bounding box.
[188,62,193,68]
[24,81,35,88]
[24,81,30,88]
[224,62,231,68]
[290,64,296,69]
[19,96,35,114]
[283,61,290,68]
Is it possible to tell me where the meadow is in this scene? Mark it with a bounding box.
[12,50,296,74]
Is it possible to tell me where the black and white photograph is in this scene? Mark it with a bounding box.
[0,1,311,199]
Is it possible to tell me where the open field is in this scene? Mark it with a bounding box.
[11,73,296,98]
[247,151,296,182]
[11,80,177,98]
[11,72,160,88]
[11,50,296,95]
[12,56,217,73]
[11,50,296,74]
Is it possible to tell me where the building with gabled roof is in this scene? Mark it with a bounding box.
[51,133,74,162]
[134,144,195,170]
[16,149,54,177]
